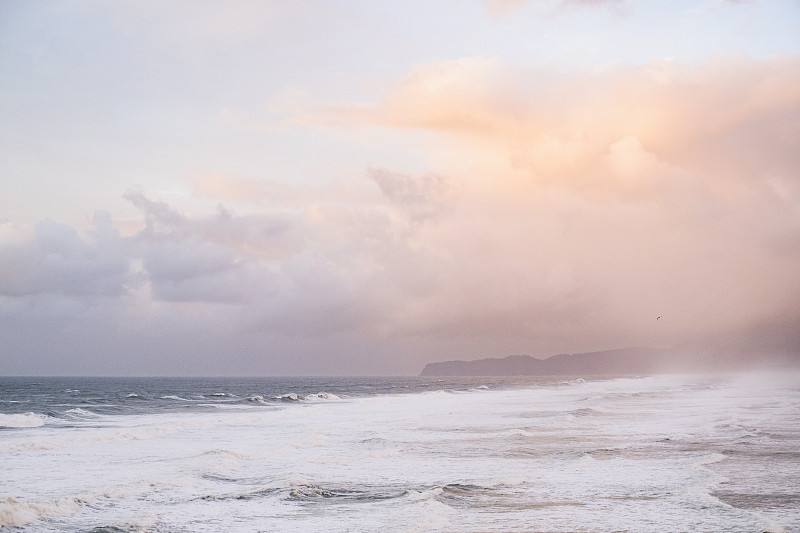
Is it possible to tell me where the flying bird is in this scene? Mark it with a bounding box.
[657,316,662,320]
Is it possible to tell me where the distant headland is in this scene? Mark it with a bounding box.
[419,347,670,376]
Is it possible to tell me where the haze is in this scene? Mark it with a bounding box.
[1,0,798,375]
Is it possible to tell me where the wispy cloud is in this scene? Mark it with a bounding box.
[318,56,800,200]
[485,0,629,16]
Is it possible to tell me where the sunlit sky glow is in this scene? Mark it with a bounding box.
[1,0,799,375]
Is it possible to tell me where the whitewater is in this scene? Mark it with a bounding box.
[1,373,798,532]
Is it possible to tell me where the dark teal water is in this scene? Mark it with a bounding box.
[0,375,571,419]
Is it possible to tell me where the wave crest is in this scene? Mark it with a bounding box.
[0,412,46,428]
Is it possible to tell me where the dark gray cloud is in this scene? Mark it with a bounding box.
[0,211,131,299]
[123,191,295,304]
[123,190,190,237]
[141,239,266,304]
[368,167,451,223]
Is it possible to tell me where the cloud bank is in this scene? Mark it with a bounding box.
[1,55,799,375]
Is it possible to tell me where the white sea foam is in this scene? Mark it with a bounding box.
[274,393,300,402]
[0,412,46,428]
[63,408,98,419]
[247,395,268,404]
[304,392,341,401]
[0,496,82,528]
[1,373,798,532]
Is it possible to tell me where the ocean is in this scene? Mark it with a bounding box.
[1,373,798,532]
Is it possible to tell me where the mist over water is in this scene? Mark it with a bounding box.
[1,373,798,532]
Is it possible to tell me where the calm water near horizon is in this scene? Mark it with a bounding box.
[1,373,799,532]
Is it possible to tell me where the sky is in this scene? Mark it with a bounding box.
[1,0,799,376]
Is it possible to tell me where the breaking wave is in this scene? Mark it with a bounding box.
[0,496,82,528]
[0,412,46,428]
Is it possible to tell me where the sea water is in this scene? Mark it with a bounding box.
[1,373,798,532]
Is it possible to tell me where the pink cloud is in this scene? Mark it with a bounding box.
[2,55,798,374]
[288,55,800,353]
